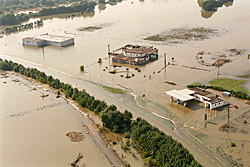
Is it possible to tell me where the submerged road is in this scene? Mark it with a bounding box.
[82,114,124,167]
[1,55,227,167]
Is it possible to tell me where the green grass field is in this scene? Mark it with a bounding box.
[209,78,248,94]
[99,85,126,94]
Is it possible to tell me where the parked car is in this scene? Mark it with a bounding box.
[222,91,231,97]
[233,105,238,109]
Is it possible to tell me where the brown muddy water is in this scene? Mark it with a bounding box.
[0,72,110,167]
[0,0,249,88]
[0,0,249,141]
[0,0,250,166]
[0,0,249,130]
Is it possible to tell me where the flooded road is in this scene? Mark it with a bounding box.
[0,0,250,166]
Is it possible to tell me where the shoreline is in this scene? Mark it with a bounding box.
[0,71,124,167]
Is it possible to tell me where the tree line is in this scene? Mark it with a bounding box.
[0,0,80,12]
[187,83,250,100]
[131,118,201,166]
[0,0,96,26]
[0,58,201,167]
[4,20,43,34]
[201,0,234,11]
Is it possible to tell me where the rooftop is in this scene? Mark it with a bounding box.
[34,34,73,43]
[23,37,44,42]
[165,89,195,102]
[123,45,158,55]
[191,87,224,103]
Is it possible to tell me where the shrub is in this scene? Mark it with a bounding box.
[98,58,102,63]
[230,142,236,147]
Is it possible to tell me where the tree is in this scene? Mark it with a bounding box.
[80,65,84,71]
[0,61,10,70]
[98,58,102,64]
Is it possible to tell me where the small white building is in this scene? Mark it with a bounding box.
[23,34,74,47]
[165,87,227,110]
[191,87,226,109]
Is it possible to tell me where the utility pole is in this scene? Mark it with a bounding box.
[42,46,45,55]
[107,44,110,58]
[164,53,167,67]
[217,65,220,79]
[227,107,230,124]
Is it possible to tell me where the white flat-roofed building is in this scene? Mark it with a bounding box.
[23,34,74,47]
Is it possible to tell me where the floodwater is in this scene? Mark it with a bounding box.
[0,72,110,167]
[0,0,249,126]
[0,0,249,88]
[0,1,250,165]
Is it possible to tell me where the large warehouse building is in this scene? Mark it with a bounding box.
[23,34,74,47]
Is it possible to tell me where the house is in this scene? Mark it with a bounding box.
[111,45,158,66]
[23,34,74,47]
[165,87,227,109]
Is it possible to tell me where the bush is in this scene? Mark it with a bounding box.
[125,138,130,146]
[124,132,130,138]
[231,142,236,147]
[80,65,84,71]
[98,58,102,64]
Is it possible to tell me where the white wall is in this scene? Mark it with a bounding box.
[210,101,225,109]
[23,39,44,47]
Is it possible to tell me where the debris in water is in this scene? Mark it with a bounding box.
[71,153,83,167]
[66,132,85,142]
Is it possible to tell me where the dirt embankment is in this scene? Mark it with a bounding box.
[77,23,112,32]
[144,26,224,44]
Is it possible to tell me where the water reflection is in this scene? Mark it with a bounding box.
[198,0,234,19]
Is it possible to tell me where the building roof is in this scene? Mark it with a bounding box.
[191,87,224,104]
[34,34,73,43]
[191,87,213,96]
[165,89,195,102]
[123,46,158,55]
[23,37,44,42]
[112,54,145,62]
